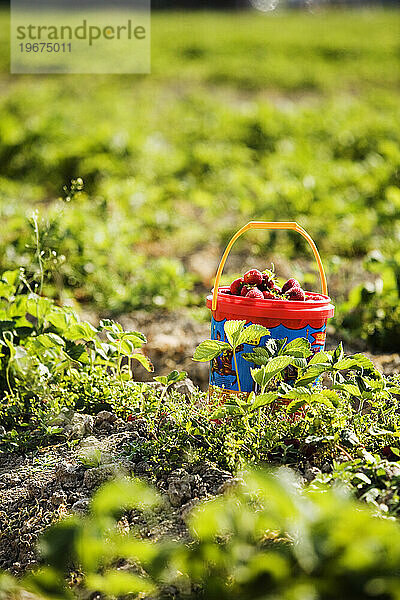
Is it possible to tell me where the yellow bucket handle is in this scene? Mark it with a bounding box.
[211,221,328,311]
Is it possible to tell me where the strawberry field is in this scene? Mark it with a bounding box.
[0,9,399,348]
[1,7,400,599]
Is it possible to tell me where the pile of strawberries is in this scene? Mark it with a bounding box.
[226,269,321,302]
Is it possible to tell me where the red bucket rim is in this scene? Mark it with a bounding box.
[206,287,335,319]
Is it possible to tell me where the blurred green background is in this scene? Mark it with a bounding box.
[0,7,399,349]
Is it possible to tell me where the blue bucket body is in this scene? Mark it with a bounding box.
[209,315,327,395]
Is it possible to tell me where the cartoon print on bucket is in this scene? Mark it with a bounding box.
[209,315,328,394]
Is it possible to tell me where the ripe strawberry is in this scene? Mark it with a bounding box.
[282,278,300,294]
[246,288,264,299]
[260,272,274,290]
[286,287,305,301]
[230,277,244,296]
[241,286,250,296]
[243,269,263,286]
[263,290,275,299]
[266,278,275,289]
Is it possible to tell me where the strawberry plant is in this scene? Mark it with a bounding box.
[337,251,400,351]
[313,455,400,517]
[193,320,270,392]
[153,369,187,419]
[0,268,153,446]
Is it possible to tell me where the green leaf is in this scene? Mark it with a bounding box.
[266,355,292,373]
[64,341,89,364]
[119,339,134,356]
[2,270,19,287]
[26,565,70,599]
[86,572,154,597]
[243,351,270,366]
[99,319,123,333]
[27,294,53,321]
[0,269,19,300]
[309,351,332,365]
[210,404,242,419]
[333,382,360,396]
[166,369,179,383]
[252,347,272,357]
[250,392,278,411]
[167,370,187,384]
[387,383,400,394]
[315,389,341,408]
[243,344,283,365]
[308,392,335,409]
[282,338,312,358]
[289,357,307,369]
[116,538,159,564]
[284,387,311,398]
[251,356,292,388]
[131,353,154,372]
[333,354,377,372]
[35,333,65,349]
[349,353,376,371]
[333,341,344,362]
[193,340,230,362]
[121,330,147,346]
[295,365,328,386]
[48,308,78,332]
[10,346,31,377]
[251,366,270,389]
[224,320,246,348]
[38,521,80,573]
[0,281,16,301]
[286,398,307,415]
[333,357,358,370]
[247,391,256,405]
[91,478,159,516]
[237,324,270,345]
[67,322,97,342]
[353,472,371,485]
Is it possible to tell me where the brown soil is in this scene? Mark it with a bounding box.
[0,413,235,574]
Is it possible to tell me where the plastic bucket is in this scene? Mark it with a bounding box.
[206,221,335,398]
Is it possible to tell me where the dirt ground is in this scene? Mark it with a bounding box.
[0,411,235,573]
